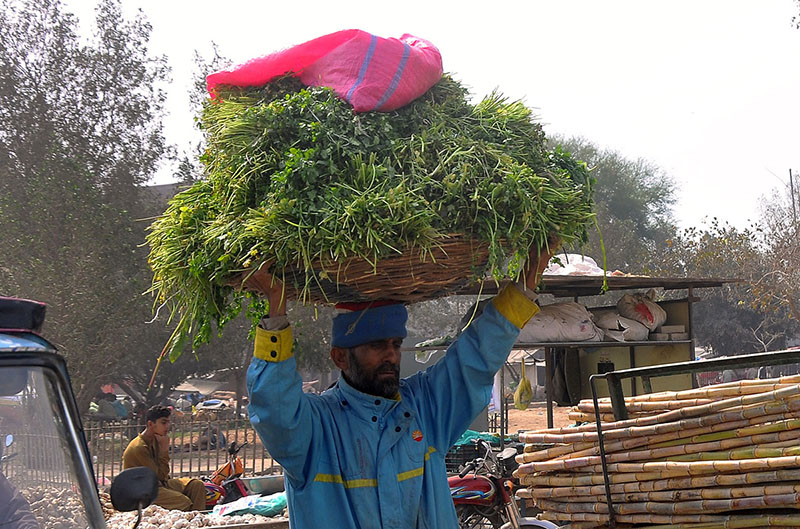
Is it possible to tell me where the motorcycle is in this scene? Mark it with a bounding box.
[203,440,249,508]
[448,439,557,529]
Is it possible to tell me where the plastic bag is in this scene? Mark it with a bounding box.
[617,289,667,331]
[513,361,533,410]
[206,29,443,113]
[544,253,604,276]
[212,492,287,518]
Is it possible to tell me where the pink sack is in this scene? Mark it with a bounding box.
[206,29,443,113]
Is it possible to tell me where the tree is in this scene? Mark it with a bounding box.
[0,0,172,411]
[648,214,799,355]
[754,187,800,323]
[550,136,677,272]
[794,0,800,29]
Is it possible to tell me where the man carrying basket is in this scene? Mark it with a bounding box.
[246,243,557,529]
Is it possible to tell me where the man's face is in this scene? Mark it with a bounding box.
[343,338,403,399]
[148,416,170,436]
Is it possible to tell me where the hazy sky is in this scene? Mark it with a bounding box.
[70,0,800,230]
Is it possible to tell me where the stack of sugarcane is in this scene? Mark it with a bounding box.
[147,74,597,360]
[564,380,800,424]
[515,374,800,529]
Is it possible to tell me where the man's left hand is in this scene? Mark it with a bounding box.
[522,237,561,289]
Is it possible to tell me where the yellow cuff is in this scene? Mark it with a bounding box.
[254,325,294,362]
[492,284,540,329]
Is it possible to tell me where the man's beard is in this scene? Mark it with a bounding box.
[343,349,400,399]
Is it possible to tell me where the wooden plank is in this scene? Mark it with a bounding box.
[456,275,740,298]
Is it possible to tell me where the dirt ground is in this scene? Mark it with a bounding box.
[506,402,574,433]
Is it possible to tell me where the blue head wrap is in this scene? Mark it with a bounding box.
[331,304,408,348]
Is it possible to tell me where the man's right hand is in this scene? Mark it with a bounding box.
[243,265,286,317]
[155,433,170,454]
[264,272,286,318]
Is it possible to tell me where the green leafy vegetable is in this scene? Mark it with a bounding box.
[147,75,596,359]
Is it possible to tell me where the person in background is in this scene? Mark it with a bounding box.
[122,405,205,511]
[120,396,133,415]
[109,394,128,419]
[246,242,557,528]
[95,392,117,422]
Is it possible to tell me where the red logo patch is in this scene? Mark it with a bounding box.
[412,429,423,442]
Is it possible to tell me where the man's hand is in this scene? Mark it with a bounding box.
[155,433,170,454]
[522,237,561,289]
[243,264,286,317]
[264,273,286,318]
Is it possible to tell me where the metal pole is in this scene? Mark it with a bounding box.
[545,347,554,429]
[791,169,797,225]
[590,375,616,529]
[500,363,505,449]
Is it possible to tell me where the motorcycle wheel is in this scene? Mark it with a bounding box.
[455,504,505,529]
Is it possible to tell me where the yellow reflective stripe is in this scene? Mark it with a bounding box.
[397,466,424,482]
[313,474,377,488]
[397,447,436,482]
[315,447,437,487]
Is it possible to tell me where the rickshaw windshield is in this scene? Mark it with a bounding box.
[0,364,94,529]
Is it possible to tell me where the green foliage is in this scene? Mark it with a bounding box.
[551,136,676,272]
[648,216,800,354]
[0,0,175,411]
[148,76,597,360]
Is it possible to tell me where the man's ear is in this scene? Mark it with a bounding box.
[330,347,349,371]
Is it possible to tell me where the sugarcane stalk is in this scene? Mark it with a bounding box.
[570,411,619,423]
[538,511,764,523]
[517,468,709,487]
[649,417,800,449]
[519,440,595,462]
[523,469,800,495]
[581,454,800,475]
[520,394,800,444]
[519,425,800,473]
[581,382,798,408]
[556,411,796,462]
[535,492,800,514]
[576,398,715,414]
[544,482,800,505]
[667,443,800,462]
[712,374,800,388]
[643,514,800,529]
[558,523,609,529]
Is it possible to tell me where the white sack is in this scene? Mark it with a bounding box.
[517,302,603,343]
[616,289,667,331]
[593,310,650,342]
[544,254,604,276]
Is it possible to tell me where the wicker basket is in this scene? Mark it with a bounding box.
[234,235,496,304]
